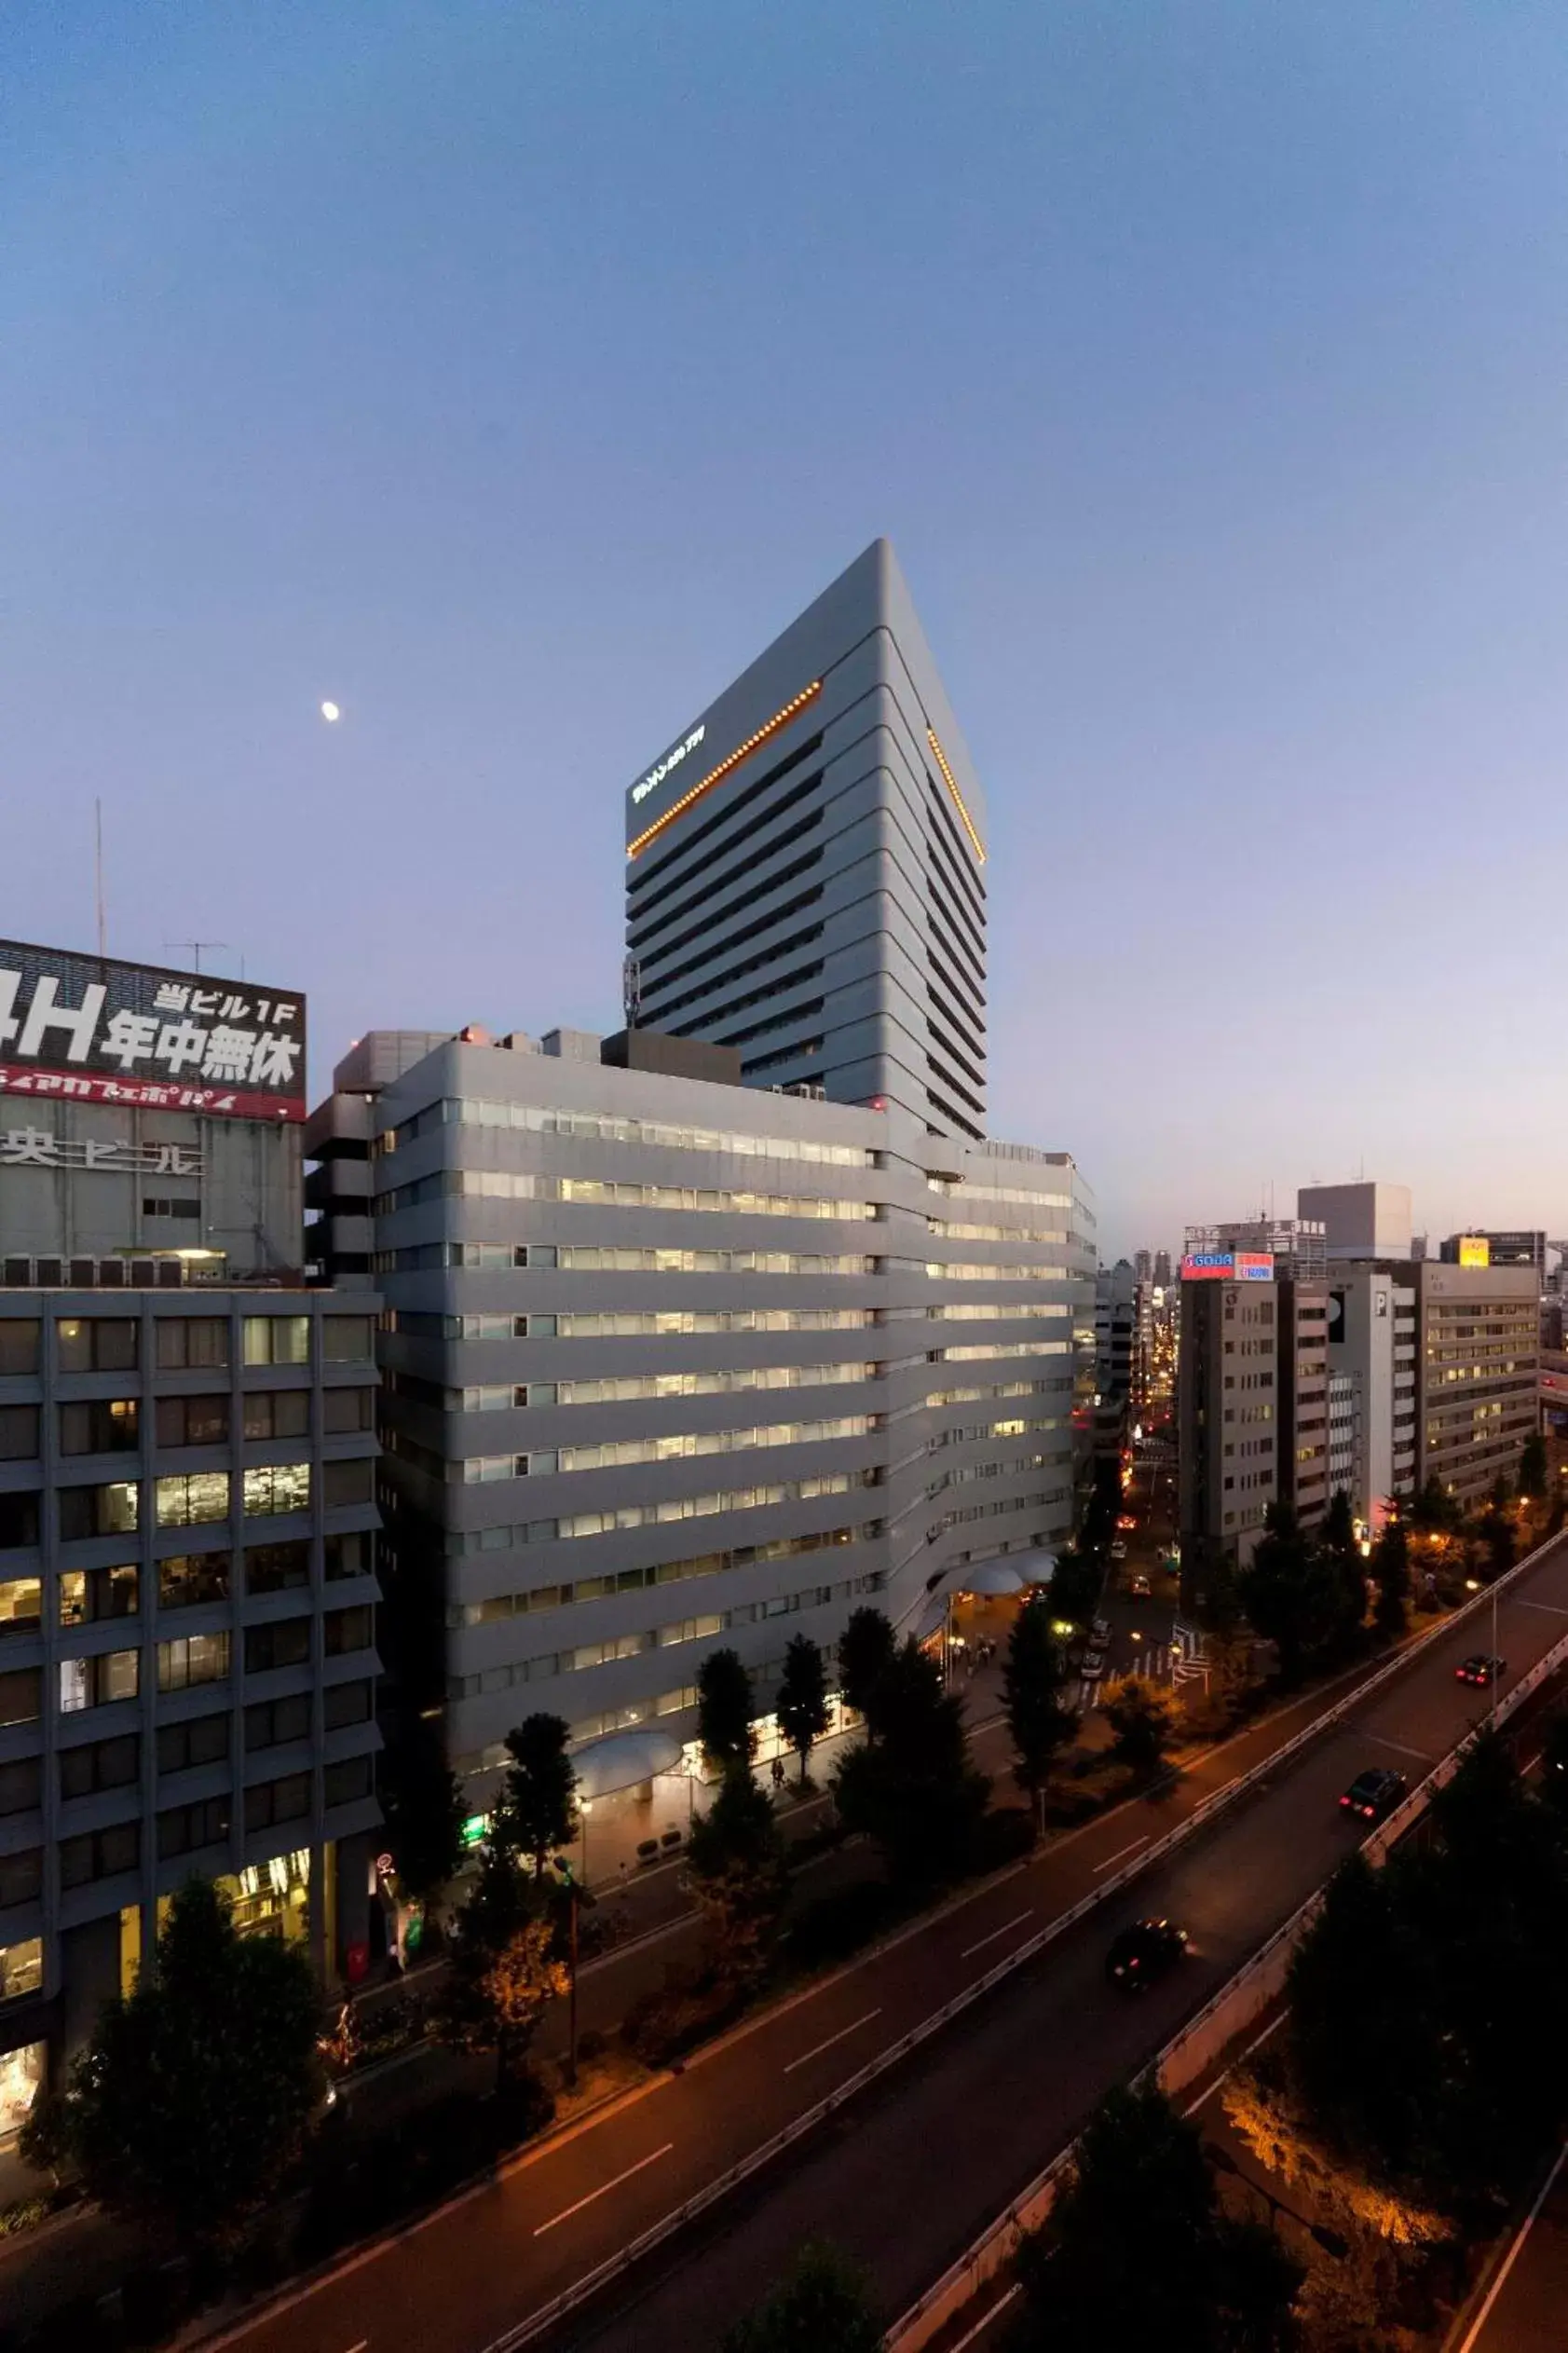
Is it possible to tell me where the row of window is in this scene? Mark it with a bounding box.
[0,1316,373,1376]
[0,1684,374,1809]
[930,1488,1066,1537]
[378,1243,872,1279]
[0,1536,371,1632]
[401,1306,874,1343]
[432,1471,875,1560]
[942,1340,1070,1363]
[0,1459,375,1550]
[460,1413,872,1484]
[451,1524,879,1627]
[449,1570,886,1702]
[0,1608,375,1725]
[451,1361,876,1413]
[926,1179,1073,1211]
[0,1388,372,1461]
[394,1096,871,1169]
[377,1170,875,1224]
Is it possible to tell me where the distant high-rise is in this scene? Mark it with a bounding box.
[1297,1183,1411,1262]
[623,540,989,1140]
[1133,1249,1152,1282]
[1152,1250,1172,1287]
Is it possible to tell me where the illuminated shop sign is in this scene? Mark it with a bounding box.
[1180,1250,1275,1282]
[631,725,706,805]
[0,940,306,1124]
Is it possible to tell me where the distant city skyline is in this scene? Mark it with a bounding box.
[5,4,1561,1256]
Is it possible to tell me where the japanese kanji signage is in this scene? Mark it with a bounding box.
[0,940,307,1124]
[0,1130,201,1175]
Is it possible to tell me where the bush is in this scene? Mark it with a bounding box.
[620,1965,748,2066]
[784,1881,903,1973]
[294,2081,552,2264]
[963,1804,1036,1876]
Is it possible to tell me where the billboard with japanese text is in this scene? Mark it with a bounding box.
[0,939,306,1123]
[1180,1250,1275,1282]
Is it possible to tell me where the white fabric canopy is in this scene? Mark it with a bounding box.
[569,1728,685,1799]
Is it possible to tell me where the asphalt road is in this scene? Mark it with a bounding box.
[1453,2141,1568,2351]
[221,1534,1568,2353]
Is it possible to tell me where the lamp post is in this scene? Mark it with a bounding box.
[552,1854,579,2090]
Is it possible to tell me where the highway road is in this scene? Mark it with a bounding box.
[219,1532,1568,2353]
[1452,2141,1568,2352]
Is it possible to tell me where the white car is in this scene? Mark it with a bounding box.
[1110,1540,1127,1561]
[1091,1618,1111,1644]
[1082,1652,1107,1680]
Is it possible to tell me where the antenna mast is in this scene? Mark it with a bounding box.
[94,800,107,958]
[165,941,229,977]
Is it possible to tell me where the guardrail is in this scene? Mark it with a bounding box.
[887,1556,1568,2350]
[489,1526,1565,2353]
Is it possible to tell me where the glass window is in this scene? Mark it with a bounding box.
[0,1407,39,1462]
[0,1668,41,1727]
[157,1631,230,1692]
[0,1322,41,1375]
[156,1318,229,1370]
[242,1463,311,1517]
[59,1481,140,1539]
[58,1565,138,1626]
[324,1605,373,1657]
[0,1939,42,2003]
[0,1578,41,1634]
[59,1733,139,1799]
[60,1400,139,1456]
[242,1390,309,1441]
[0,1851,41,1908]
[157,1797,230,1859]
[322,1458,373,1509]
[323,1317,373,1362]
[244,1619,311,1674]
[245,1692,311,1750]
[0,1495,39,1552]
[156,1712,229,1772]
[60,1823,139,1889]
[323,1387,373,1434]
[243,1317,309,1367]
[244,1773,310,1832]
[158,1553,230,1608]
[324,1756,373,1809]
[59,1649,139,1712]
[155,1471,230,1528]
[57,1319,137,1374]
[0,2039,45,2147]
[323,1678,373,1730]
[155,1394,230,1447]
[245,1541,309,1594]
[324,1531,371,1580]
[0,1758,40,1817]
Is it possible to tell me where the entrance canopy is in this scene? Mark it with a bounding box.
[569,1728,686,1799]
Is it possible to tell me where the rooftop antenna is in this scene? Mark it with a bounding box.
[94,800,107,959]
[621,952,643,1030]
[165,940,229,976]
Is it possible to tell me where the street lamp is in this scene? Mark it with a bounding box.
[552,1853,580,2090]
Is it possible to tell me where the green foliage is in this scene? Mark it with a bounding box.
[697,1646,756,1775]
[436,1847,568,2091]
[832,1638,989,1885]
[1046,1541,1101,1630]
[1482,1507,1516,1580]
[1015,2081,1302,2351]
[1370,1521,1410,1641]
[378,1713,467,1905]
[1518,1431,1548,1500]
[719,2239,883,2353]
[1411,1474,1460,1533]
[837,1607,895,1724]
[1318,1491,1370,1653]
[687,1765,789,1990]
[1240,1502,1340,1685]
[32,1879,322,2252]
[774,1634,830,1785]
[1003,1597,1078,1809]
[495,1713,579,1880]
[1101,1673,1179,1776]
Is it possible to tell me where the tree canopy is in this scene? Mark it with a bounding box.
[774,1634,830,1785]
[697,1646,756,1775]
[719,2240,883,2353]
[837,1606,895,1724]
[687,1765,790,1989]
[1003,1597,1078,1814]
[496,1712,579,1880]
[833,1637,989,1884]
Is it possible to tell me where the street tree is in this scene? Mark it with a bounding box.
[1370,1521,1411,1642]
[497,1712,579,1882]
[1240,1501,1336,1685]
[1482,1506,1516,1580]
[1317,1490,1369,1653]
[436,1846,569,2095]
[697,1646,756,1776]
[1518,1431,1548,1500]
[1411,1473,1458,1533]
[1014,2080,1302,2352]
[1046,1540,1101,1631]
[687,1765,790,1990]
[378,1712,468,1920]
[1101,1673,1179,1778]
[1003,1597,1078,1829]
[774,1633,830,1786]
[27,1879,322,2253]
[720,2240,883,2353]
[833,1638,989,1885]
[837,1606,895,1728]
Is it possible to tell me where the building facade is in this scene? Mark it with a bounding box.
[1324,1261,1418,1534]
[1297,1183,1412,1263]
[1178,1270,1279,1585]
[312,1027,1094,1808]
[1185,1217,1328,1279]
[0,943,381,2149]
[1413,1261,1539,1505]
[622,540,989,1141]
[1275,1278,1330,1528]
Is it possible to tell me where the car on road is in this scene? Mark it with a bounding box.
[1091,1618,1111,1644]
[1128,1572,1152,1598]
[1106,1917,1189,1991]
[1110,1540,1127,1560]
[1456,1653,1506,1688]
[1339,1767,1408,1822]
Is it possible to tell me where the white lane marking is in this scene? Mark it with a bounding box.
[961,1909,1034,1960]
[1357,1731,1434,1765]
[345,2343,369,2353]
[948,2282,1022,2347]
[532,2141,675,2237]
[1093,1831,1151,1874]
[1183,2010,1286,2116]
[1519,1598,1568,1615]
[1456,2140,1568,2350]
[783,2007,882,2075]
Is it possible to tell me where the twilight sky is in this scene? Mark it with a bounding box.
[3,3,1562,1258]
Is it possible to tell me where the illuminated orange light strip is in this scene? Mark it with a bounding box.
[627,681,825,859]
[926,728,987,865]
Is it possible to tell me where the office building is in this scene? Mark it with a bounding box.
[1324,1261,1418,1534]
[310,1026,1093,1810]
[1438,1230,1547,1275]
[1185,1217,1327,1279]
[1413,1260,1538,1505]
[1133,1250,1152,1283]
[1275,1278,1330,1528]
[622,540,989,1141]
[1178,1255,1279,1586]
[1297,1183,1412,1263]
[1153,1250,1172,1287]
[0,941,381,2149]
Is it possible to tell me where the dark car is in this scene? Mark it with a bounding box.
[1106,1917,1188,1991]
[1339,1767,1407,1822]
[1128,1572,1152,1598]
[1456,1654,1506,1688]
